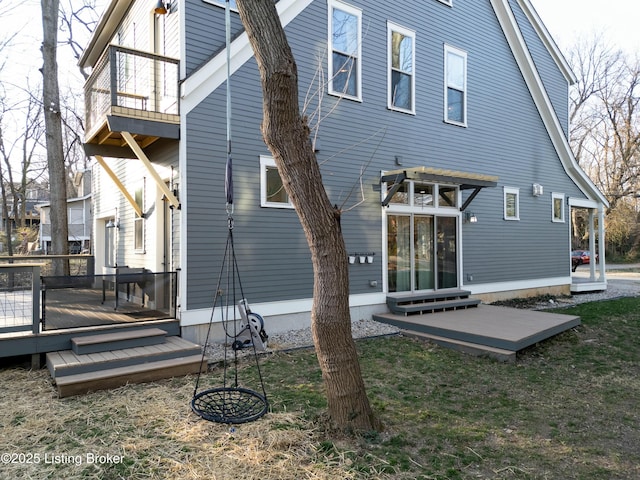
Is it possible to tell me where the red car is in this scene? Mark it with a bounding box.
[571,250,598,271]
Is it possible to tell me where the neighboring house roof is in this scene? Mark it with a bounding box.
[36,193,92,209]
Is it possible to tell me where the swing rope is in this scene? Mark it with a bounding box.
[191,215,269,424]
[190,0,267,424]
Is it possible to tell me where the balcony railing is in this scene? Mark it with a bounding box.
[84,45,180,136]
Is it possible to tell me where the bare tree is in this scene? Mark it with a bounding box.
[41,0,70,274]
[59,0,100,81]
[235,0,380,432]
[569,35,640,257]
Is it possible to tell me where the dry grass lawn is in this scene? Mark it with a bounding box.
[1,296,640,479]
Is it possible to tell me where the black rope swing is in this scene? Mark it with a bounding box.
[190,216,269,424]
[191,0,268,425]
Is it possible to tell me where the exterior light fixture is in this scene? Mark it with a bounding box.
[464,211,478,223]
[154,0,168,14]
[532,183,543,197]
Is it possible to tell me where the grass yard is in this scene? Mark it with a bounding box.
[1,297,639,479]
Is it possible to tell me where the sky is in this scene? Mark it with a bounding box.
[530,0,640,55]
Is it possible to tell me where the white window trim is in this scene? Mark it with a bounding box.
[436,0,452,6]
[260,156,294,209]
[504,187,520,221]
[444,44,467,127]
[552,192,565,222]
[327,0,362,101]
[202,0,238,12]
[387,22,416,114]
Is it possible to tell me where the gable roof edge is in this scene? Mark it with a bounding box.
[181,0,315,114]
[490,0,608,208]
[516,0,577,84]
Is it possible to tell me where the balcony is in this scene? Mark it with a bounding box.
[84,45,180,158]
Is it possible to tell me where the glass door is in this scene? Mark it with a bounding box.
[414,215,434,290]
[387,215,411,292]
[437,216,458,289]
[387,214,457,293]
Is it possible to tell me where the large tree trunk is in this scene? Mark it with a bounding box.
[41,0,70,274]
[236,0,380,431]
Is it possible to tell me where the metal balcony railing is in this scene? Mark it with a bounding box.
[84,45,180,136]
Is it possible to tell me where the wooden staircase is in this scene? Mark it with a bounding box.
[46,328,207,397]
[386,289,480,315]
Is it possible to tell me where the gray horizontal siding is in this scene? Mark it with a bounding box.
[509,0,571,136]
[184,0,246,76]
[184,0,587,309]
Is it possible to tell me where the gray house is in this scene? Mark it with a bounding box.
[80,0,607,344]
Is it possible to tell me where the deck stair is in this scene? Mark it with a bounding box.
[387,289,480,316]
[46,328,207,397]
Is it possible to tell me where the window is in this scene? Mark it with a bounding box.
[134,182,145,252]
[260,156,293,208]
[414,184,433,207]
[552,193,565,222]
[68,207,83,224]
[388,23,415,113]
[504,187,520,220]
[438,185,458,208]
[328,0,362,100]
[444,45,467,126]
[203,0,238,10]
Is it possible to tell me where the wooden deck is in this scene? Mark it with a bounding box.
[42,287,171,330]
[374,304,581,362]
[0,285,176,360]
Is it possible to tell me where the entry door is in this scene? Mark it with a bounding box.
[387,214,457,293]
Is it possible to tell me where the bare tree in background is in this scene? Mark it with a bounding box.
[41,0,69,274]
[235,0,380,432]
[59,0,100,81]
[569,35,640,257]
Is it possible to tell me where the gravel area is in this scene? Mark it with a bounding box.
[204,318,400,363]
[204,276,640,363]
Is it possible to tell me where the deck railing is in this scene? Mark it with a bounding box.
[41,270,177,331]
[84,45,180,135]
[0,255,95,277]
[0,263,41,335]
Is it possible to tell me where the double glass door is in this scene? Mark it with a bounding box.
[387,214,457,293]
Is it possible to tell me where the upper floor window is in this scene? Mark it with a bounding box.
[552,193,565,222]
[444,45,467,126]
[260,156,293,209]
[203,0,238,10]
[388,22,415,114]
[504,187,520,220]
[328,0,362,100]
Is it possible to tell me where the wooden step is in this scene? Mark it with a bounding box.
[403,330,517,363]
[391,298,481,315]
[47,336,203,378]
[387,289,472,308]
[71,327,167,355]
[55,354,207,398]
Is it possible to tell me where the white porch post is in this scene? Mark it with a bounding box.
[598,206,606,281]
[588,209,596,281]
